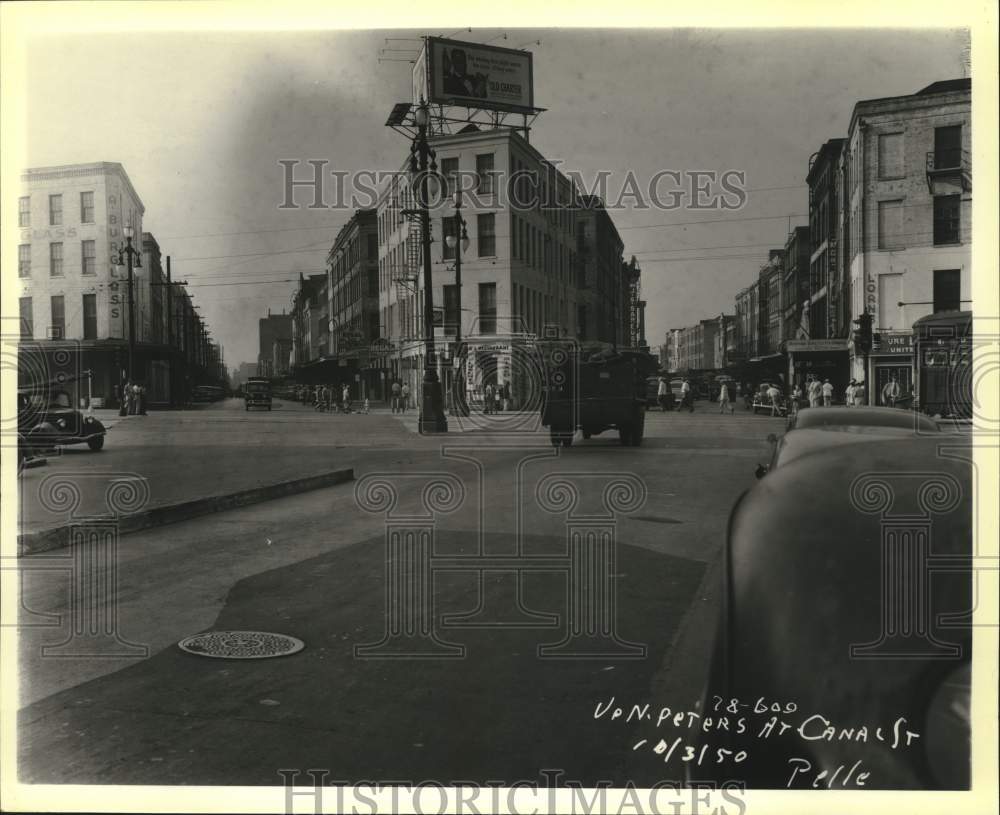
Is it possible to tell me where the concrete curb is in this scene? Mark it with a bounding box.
[17,467,354,557]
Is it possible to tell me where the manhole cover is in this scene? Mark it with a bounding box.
[178,630,305,659]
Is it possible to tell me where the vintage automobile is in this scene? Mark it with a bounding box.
[244,377,273,411]
[17,388,107,471]
[755,406,941,479]
[700,434,972,789]
[541,341,657,447]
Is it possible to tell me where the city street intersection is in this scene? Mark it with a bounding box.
[16,398,784,786]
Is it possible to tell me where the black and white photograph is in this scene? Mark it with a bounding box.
[1,2,997,814]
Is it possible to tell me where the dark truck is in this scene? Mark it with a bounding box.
[244,377,272,411]
[540,341,658,447]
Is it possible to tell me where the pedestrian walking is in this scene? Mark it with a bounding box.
[501,382,511,412]
[390,380,401,413]
[680,378,694,413]
[401,383,410,412]
[118,380,130,417]
[342,383,351,413]
[807,376,822,408]
[657,376,669,412]
[138,384,147,415]
[822,378,834,407]
[129,384,140,415]
[845,380,857,407]
[881,374,901,407]
[483,383,494,415]
[718,381,734,414]
[361,397,370,415]
[767,383,781,417]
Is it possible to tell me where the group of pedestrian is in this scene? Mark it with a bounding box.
[118,381,147,417]
[390,380,411,414]
[481,382,511,414]
[303,383,365,414]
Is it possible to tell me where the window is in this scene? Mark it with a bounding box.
[934,125,962,169]
[18,244,30,277]
[19,297,33,338]
[478,282,497,334]
[878,133,903,179]
[442,216,458,260]
[877,199,904,250]
[49,194,63,226]
[82,240,96,275]
[441,157,459,198]
[366,232,377,260]
[49,242,64,277]
[477,213,496,257]
[18,196,30,227]
[443,284,459,336]
[83,293,98,339]
[933,269,961,313]
[80,191,95,223]
[50,296,65,339]
[933,195,961,245]
[512,214,519,259]
[476,153,494,195]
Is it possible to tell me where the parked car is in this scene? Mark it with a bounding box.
[755,406,942,479]
[17,388,106,471]
[700,434,972,789]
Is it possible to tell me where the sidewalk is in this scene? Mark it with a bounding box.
[16,403,418,541]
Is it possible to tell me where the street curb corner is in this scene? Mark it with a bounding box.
[17,467,355,557]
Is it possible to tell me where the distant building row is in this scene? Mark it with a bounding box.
[663,78,971,404]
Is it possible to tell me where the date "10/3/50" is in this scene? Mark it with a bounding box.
[711,696,798,715]
[633,737,748,766]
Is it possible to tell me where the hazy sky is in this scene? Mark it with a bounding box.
[23,27,967,366]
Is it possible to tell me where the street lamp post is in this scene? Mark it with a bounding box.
[412,100,448,433]
[445,191,471,416]
[113,224,142,386]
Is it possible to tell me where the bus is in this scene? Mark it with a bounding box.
[913,310,972,419]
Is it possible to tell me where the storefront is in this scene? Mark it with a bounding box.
[869,332,914,407]
[785,338,850,401]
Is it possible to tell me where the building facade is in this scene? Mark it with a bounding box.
[327,209,382,399]
[843,78,972,402]
[782,225,811,341]
[16,162,155,405]
[258,311,293,378]
[376,127,594,411]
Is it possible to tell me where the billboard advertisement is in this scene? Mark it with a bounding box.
[413,37,535,114]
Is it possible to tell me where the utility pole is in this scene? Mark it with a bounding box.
[166,257,173,407]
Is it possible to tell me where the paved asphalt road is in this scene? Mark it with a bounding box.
[16,399,784,787]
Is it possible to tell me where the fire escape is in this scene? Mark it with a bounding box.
[624,256,643,348]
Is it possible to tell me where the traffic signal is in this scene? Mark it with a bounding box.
[872,332,882,352]
[853,312,873,355]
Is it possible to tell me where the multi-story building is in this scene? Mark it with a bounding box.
[734,279,760,360]
[327,209,382,399]
[665,329,681,373]
[782,226,811,340]
[843,78,972,401]
[714,314,736,370]
[806,139,846,340]
[672,319,719,371]
[257,310,293,379]
[14,162,165,406]
[759,251,784,357]
[376,127,588,410]
[577,198,620,343]
[289,273,326,370]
